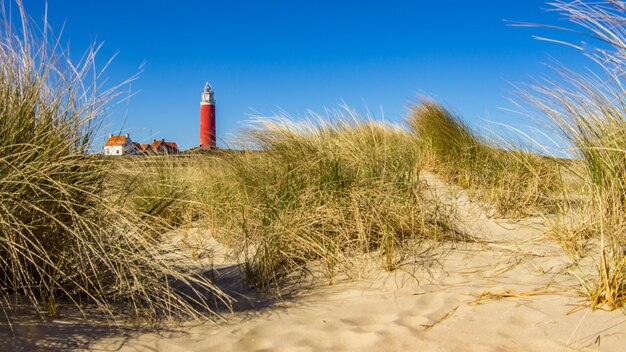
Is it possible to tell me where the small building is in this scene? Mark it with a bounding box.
[151,139,180,154]
[164,142,180,154]
[139,143,154,154]
[103,134,141,156]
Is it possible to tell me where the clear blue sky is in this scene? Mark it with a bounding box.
[18,0,587,150]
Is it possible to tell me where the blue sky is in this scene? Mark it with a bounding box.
[18,0,588,149]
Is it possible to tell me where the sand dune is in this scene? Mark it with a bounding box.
[93,241,624,351]
[88,173,626,351]
[4,173,626,351]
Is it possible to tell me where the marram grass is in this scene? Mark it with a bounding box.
[407,100,561,218]
[5,0,623,322]
[194,112,468,289]
[518,0,626,309]
[0,1,229,322]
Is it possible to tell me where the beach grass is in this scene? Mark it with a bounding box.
[516,0,626,309]
[180,113,468,289]
[0,1,229,322]
[407,100,561,218]
[5,0,626,325]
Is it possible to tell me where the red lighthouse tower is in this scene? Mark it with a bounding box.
[199,82,216,148]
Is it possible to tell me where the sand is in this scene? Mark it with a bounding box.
[3,172,626,351]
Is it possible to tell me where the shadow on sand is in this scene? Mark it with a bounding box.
[0,263,300,351]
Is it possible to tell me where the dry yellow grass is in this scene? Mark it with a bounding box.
[0,1,229,322]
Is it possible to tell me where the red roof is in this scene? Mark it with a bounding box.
[105,135,128,147]
[151,140,179,152]
[164,142,179,150]
[151,140,164,150]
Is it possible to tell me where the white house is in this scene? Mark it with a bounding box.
[103,134,141,156]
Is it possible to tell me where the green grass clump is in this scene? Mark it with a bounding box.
[0,2,228,321]
[201,114,465,288]
[408,100,560,218]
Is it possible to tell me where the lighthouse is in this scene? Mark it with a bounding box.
[199,81,216,148]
